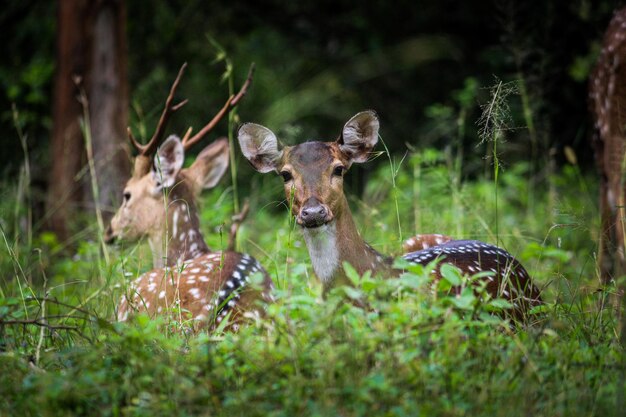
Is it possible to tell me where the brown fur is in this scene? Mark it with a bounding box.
[589,6,626,283]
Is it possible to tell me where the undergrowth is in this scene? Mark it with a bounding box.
[1,142,622,416]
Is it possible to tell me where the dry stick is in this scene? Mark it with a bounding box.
[34,250,47,366]
[227,200,250,252]
[1,319,78,331]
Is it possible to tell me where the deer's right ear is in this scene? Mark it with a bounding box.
[237,123,283,173]
[152,135,184,190]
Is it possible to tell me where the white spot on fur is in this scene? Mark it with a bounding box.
[199,275,209,282]
[189,288,201,299]
[159,290,166,299]
[172,209,179,239]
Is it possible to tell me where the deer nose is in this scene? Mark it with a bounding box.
[298,198,331,228]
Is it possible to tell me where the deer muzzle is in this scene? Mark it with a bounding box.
[104,224,117,244]
[297,197,333,228]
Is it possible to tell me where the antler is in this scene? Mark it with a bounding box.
[131,63,188,177]
[181,63,255,151]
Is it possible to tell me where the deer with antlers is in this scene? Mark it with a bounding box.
[105,63,273,330]
[238,110,542,319]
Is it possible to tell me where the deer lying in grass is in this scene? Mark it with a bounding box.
[105,64,272,331]
[238,110,542,318]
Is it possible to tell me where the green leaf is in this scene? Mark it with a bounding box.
[343,262,361,286]
[440,263,463,286]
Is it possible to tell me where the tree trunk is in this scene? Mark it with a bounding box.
[86,0,130,218]
[48,0,91,242]
[47,0,129,243]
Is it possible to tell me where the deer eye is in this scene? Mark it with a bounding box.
[123,192,131,203]
[280,170,293,183]
[332,165,345,177]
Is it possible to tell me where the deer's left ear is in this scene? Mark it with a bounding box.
[338,110,379,164]
[184,137,229,194]
[152,135,184,190]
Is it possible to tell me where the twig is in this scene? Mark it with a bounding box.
[227,200,250,252]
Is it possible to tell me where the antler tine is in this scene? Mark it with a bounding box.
[132,62,188,157]
[182,63,255,151]
[230,63,255,107]
[127,127,143,150]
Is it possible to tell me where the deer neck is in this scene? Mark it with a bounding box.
[302,195,391,291]
[149,199,210,268]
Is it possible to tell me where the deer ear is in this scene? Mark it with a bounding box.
[152,135,184,189]
[237,123,283,173]
[184,137,230,193]
[338,110,379,164]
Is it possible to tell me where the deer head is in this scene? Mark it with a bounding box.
[238,110,379,228]
[105,135,229,244]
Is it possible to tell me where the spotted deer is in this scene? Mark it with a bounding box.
[105,64,273,330]
[238,110,542,318]
[589,6,626,284]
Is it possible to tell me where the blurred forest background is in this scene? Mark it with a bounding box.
[0,0,623,243]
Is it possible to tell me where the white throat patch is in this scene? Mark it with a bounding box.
[302,222,339,284]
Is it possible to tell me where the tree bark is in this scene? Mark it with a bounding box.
[47,0,90,241]
[86,0,130,218]
[48,0,129,242]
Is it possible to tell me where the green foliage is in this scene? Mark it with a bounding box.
[0,139,621,415]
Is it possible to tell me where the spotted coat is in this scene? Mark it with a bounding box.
[118,251,271,330]
[402,240,542,316]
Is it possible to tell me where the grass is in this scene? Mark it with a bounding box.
[1,144,622,416]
